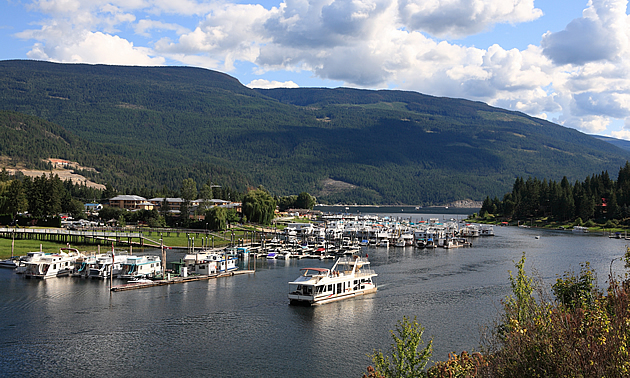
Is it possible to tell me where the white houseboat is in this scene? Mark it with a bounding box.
[118,255,162,279]
[15,252,47,274]
[288,255,377,306]
[88,253,128,279]
[178,251,237,275]
[24,250,83,279]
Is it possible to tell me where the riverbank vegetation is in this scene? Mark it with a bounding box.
[365,251,630,377]
[472,162,630,232]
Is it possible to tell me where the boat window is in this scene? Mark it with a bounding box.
[327,284,332,292]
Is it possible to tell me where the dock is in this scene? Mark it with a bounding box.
[110,270,255,292]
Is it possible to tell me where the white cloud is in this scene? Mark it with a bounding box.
[25,31,165,65]
[561,114,611,134]
[541,0,629,65]
[398,0,543,38]
[611,128,630,140]
[154,3,272,70]
[134,19,190,37]
[246,79,299,88]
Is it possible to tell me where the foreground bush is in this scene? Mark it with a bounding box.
[365,250,630,377]
[482,252,630,377]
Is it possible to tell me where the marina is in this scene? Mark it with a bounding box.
[1,212,629,377]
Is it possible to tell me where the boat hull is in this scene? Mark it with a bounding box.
[289,287,377,306]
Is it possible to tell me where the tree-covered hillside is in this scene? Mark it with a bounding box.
[0,59,629,205]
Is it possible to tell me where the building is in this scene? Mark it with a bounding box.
[108,195,151,210]
[149,198,184,214]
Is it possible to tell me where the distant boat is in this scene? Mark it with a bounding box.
[535,235,540,239]
[572,226,589,233]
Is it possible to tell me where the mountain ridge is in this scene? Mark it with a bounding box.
[0,59,629,205]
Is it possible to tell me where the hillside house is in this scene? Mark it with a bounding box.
[109,195,154,210]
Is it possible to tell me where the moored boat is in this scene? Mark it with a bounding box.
[172,251,238,276]
[288,255,377,306]
[24,250,83,279]
[15,252,47,274]
[0,258,18,269]
[118,255,162,279]
[88,253,128,279]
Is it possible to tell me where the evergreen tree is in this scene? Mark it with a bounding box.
[6,179,28,216]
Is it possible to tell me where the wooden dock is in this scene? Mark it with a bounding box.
[110,270,256,292]
[0,227,157,247]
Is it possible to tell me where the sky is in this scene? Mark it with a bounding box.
[1,0,630,138]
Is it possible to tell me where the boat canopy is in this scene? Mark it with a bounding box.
[300,268,329,273]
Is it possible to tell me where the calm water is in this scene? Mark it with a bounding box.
[1,217,628,377]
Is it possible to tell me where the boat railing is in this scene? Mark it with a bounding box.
[354,270,376,277]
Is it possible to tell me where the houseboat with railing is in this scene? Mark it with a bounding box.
[288,255,377,305]
[24,250,83,279]
[88,253,129,279]
[118,255,162,279]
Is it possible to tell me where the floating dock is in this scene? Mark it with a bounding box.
[110,270,255,292]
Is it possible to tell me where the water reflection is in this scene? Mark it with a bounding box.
[1,223,629,377]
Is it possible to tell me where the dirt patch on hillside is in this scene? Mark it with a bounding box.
[1,157,105,190]
[318,178,357,196]
[5,168,106,190]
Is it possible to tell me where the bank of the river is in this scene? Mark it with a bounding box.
[468,215,630,235]
[0,225,269,259]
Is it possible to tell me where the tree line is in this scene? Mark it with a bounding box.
[0,170,314,230]
[480,161,630,225]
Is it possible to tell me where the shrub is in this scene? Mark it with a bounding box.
[364,316,433,378]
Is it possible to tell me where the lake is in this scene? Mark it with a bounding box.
[1,216,627,377]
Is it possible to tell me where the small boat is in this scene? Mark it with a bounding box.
[535,235,540,239]
[288,255,377,306]
[479,225,495,236]
[0,259,18,269]
[128,277,153,284]
[572,226,589,233]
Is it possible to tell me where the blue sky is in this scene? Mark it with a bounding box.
[1,0,630,138]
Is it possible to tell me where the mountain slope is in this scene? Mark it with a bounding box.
[0,59,629,205]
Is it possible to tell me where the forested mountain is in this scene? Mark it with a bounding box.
[0,59,629,205]
[591,135,630,152]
